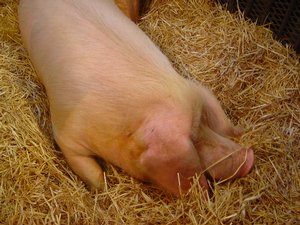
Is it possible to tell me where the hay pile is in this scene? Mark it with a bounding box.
[1,0,299,224]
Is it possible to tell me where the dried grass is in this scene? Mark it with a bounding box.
[1,0,299,224]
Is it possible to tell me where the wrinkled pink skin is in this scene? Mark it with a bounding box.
[18,0,254,195]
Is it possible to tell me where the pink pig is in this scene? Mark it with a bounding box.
[18,0,254,195]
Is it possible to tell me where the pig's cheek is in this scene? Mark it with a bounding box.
[198,174,210,199]
[179,170,209,193]
[180,173,209,198]
[177,175,192,193]
[169,174,193,195]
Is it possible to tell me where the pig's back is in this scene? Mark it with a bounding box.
[19,0,195,151]
[19,0,192,108]
[19,0,174,83]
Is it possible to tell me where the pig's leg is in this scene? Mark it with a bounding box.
[197,85,244,138]
[114,0,140,22]
[59,144,104,189]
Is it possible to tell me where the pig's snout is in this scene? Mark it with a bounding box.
[199,147,254,180]
[203,147,254,181]
[235,148,254,178]
[196,126,254,182]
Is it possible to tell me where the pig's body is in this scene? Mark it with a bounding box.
[19,0,254,195]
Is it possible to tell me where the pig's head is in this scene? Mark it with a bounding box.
[135,83,254,196]
[136,104,208,194]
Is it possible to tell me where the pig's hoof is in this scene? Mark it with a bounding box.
[86,173,105,190]
[89,176,105,193]
[62,152,106,191]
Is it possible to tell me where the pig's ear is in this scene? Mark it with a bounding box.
[196,84,244,138]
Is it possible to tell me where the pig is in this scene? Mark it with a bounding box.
[18,0,254,195]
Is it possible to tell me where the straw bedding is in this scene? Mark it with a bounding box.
[1,0,299,224]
